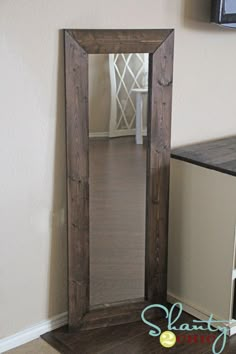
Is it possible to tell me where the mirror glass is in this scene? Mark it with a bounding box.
[89,53,149,306]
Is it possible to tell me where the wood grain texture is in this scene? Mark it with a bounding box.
[67,29,173,54]
[65,31,89,328]
[64,29,174,330]
[89,138,146,306]
[172,135,236,177]
[82,299,151,330]
[145,31,174,304]
[42,310,234,354]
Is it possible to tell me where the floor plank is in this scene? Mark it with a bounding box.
[41,137,236,353]
[42,310,235,354]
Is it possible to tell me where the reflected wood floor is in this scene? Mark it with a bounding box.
[42,137,236,353]
[89,137,146,305]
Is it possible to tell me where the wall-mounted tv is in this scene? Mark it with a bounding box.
[211,0,236,27]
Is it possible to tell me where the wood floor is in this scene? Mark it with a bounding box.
[42,137,236,353]
[89,137,146,305]
[42,311,236,353]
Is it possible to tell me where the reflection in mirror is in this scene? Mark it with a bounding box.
[89,53,149,306]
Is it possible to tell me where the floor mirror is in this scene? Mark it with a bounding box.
[64,29,174,330]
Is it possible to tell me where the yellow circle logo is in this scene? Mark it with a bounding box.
[160,331,176,348]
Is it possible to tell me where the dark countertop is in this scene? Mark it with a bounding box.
[171,136,236,177]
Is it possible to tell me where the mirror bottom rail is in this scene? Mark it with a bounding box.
[74,298,164,330]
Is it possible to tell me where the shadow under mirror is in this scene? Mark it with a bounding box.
[89,53,149,306]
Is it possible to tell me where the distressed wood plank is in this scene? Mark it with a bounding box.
[81,299,163,330]
[64,30,89,328]
[145,31,174,303]
[68,29,173,54]
[64,29,174,330]
[172,136,236,177]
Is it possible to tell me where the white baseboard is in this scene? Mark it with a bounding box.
[0,312,68,353]
[109,128,147,138]
[89,129,147,139]
[167,292,236,337]
[89,132,109,138]
[5,292,236,352]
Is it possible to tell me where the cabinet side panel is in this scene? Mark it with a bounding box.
[168,159,236,320]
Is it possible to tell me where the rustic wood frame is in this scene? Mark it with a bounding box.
[64,29,174,330]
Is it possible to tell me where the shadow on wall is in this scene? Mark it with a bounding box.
[168,161,185,298]
[181,0,229,31]
[48,30,68,318]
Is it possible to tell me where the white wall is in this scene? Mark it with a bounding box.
[1,0,236,340]
[89,55,110,133]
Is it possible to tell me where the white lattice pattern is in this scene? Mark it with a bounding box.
[109,53,148,137]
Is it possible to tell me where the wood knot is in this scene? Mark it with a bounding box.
[157,79,172,87]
